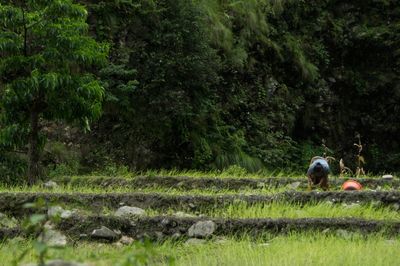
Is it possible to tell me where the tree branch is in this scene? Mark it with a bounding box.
[21,7,27,57]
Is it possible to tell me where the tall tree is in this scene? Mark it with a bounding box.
[0,0,108,184]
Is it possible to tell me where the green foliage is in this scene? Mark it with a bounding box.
[0,152,27,185]
[79,0,400,173]
[43,141,80,177]
[0,0,109,182]
[2,0,398,175]
[118,240,175,266]
[13,198,62,266]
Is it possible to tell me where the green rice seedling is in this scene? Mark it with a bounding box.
[146,201,400,221]
[2,233,399,266]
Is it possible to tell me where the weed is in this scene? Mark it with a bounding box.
[354,134,366,177]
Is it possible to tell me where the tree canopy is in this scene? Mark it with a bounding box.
[1,0,399,183]
[0,0,108,183]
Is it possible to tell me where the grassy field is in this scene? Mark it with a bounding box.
[148,201,400,220]
[0,184,288,195]
[87,168,307,179]
[1,233,399,266]
[1,172,399,266]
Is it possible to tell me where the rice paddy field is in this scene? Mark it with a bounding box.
[0,171,399,265]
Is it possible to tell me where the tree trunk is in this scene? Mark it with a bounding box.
[28,110,40,185]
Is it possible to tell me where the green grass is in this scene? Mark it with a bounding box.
[169,233,400,266]
[78,165,387,180]
[78,168,386,179]
[1,233,399,266]
[0,184,289,195]
[146,201,400,220]
[0,177,394,195]
[7,201,398,222]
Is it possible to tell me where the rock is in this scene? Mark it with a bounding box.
[188,203,196,209]
[61,209,76,219]
[44,181,58,189]
[342,203,360,209]
[382,175,394,180]
[42,229,67,247]
[185,238,207,245]
[161,218,170,226]
[214,237,229,244]
[22,260,89,266]
[113,242,124,248]
[155,231,164,240]
[44,221,55,229]
[171,232,182,240]
[336,229,352,239]
[288,181,301,190]
[91,226,120,240]
[115,206,146,218]
[322,228,331,234]
[119,236,134,245]
[48,206,76,219]
[173,211,195,218]
[188,220,217,238]
[392,203,400,211]
[0,213,18,228]
[48,206,64,217]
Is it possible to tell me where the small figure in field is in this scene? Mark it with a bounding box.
[307,156,330,190]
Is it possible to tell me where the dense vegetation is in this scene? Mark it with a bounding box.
[1,0,399,182]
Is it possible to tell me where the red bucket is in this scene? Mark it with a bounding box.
[342,180,362,191]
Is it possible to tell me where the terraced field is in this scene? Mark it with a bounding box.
[0,174,399,265]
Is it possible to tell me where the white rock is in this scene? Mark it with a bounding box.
[188,220,217,238]
[61,210,75,219]
[48,206,64,217]
[42,229,67,247]
[382,175,394,180]
[44,221,55,229]
[185,238,207,245]
[342,203,360,209]
[322,228,331,234]
[288,181,301,190]
[173,211,195,218]
[0,213,18,228]
[115,206,146,218]
[171,232,182,240]
[44,181,58,189]
[119,236,134,245]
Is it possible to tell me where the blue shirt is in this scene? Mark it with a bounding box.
[307,159,330,176]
